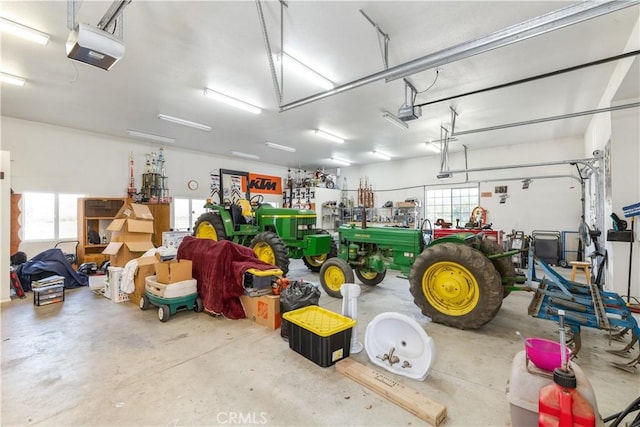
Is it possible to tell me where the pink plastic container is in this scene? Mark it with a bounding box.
[525,338,571,372]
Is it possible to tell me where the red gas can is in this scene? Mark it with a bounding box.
[539,368,596,427]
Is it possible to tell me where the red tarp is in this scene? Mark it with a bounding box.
[177,236,277,319]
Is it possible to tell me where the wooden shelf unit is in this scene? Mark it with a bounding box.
[77,198,126,265]
[143,203,171,247]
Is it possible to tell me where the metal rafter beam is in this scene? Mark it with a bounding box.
[279,0,638,112]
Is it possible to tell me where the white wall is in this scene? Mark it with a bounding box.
[343,137,585,237]
[608,103,640,298]
[582,16,639,295]
[1,117,289,258]
[1,151,11,302]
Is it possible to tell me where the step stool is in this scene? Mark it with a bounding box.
[569,261,591,285]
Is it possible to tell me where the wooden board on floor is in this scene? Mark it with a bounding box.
[335,358,447,426]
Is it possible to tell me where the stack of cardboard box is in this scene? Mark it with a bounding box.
[102,202,155,267]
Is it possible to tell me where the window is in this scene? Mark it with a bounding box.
[23,193,84,241]
[173,198,208,231]
[425,187,479,225]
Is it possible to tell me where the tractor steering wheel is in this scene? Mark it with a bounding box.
[250,194,265,205]
[420,219,433,246]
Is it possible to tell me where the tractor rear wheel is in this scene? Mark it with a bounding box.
[479,239,515,298]
[303,231,337,272]
[250,232,290,276]
[355,269,386,286]
[319,258,354,298]
[409,242,503,330]
[193,212,227,241]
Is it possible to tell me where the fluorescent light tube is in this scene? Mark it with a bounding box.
[0,17,50,45]
[330,157,351,166]
[314,129,344,144]
[157,114,212,131]
[0,72,26,86]
[425,141,440,153]
[276,52,335,90]
[373,150,391,160]
[232,151,260,160]
[203,88,262,115]
[265,142,296,153]
[382,111,408,130]
[126,130,175,144]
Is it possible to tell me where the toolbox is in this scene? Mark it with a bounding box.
[283,306,355,367]
[243,268,281,296]
[33,284,65,306]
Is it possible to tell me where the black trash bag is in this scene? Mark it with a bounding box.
[280,280,321,340]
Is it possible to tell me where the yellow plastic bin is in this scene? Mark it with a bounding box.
[283,306,356,367]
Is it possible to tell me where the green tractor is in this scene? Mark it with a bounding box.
[319,221,516,329]
[193,169,337,275]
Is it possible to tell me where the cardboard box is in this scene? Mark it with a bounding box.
[240,294,281,330]
[155,259,192,284]
[129,255,159,305]
[396,201,419,208]
[102,202,155,267]
[102,241,155,267]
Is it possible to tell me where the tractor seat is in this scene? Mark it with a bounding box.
[238,199,254,217]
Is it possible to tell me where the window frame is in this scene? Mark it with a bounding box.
[424,185,480,225]
[22,192,84,242]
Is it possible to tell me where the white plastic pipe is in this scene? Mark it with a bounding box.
[341,283,363,354]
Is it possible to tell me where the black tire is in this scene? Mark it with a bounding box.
[325,179,335,189]
[355,269,386,286]
[559,259,569,268]
[319,258,354,298]
[409,243,503,330]
[194,297,203,313]
[139,294,150,310]
[302,230,337,272]
[158,305,171,322]
[478,239,516,299]
[249,231,290,276]
[193,212,227,241]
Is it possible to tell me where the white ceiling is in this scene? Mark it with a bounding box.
[1,1,639,170]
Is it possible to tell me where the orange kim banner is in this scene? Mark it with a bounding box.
[242,173,283,195]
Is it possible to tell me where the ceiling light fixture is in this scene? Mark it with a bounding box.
[0,17,50,45]
[330,157,351,166]
[314,129,344,144]
[382,111,408,130]
[231,151,260,160]
[157,114,212,131]
[203,88,262,115]
[0,72,26,86]
[265,141,296,152]
[126,130,175,144]
[276,51,335,90]
[372,150,391,160]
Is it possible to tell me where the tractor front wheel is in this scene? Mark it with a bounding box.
[409,242,503,330]
[355,269,386,286]
[193,212,227,241]
[250,232,290,276]
[303,231,337,272]
[319,258,354,298]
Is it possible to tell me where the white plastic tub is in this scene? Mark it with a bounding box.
[145,275,197,298]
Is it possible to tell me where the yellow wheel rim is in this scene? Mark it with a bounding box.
[253,242,276,266]
[359,271,378,280]
[304,254,327,267]
[422,261,479,316]
[196,222,218,240]
[323,265,346,293]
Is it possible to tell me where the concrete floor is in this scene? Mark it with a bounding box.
[2,259,639,426]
